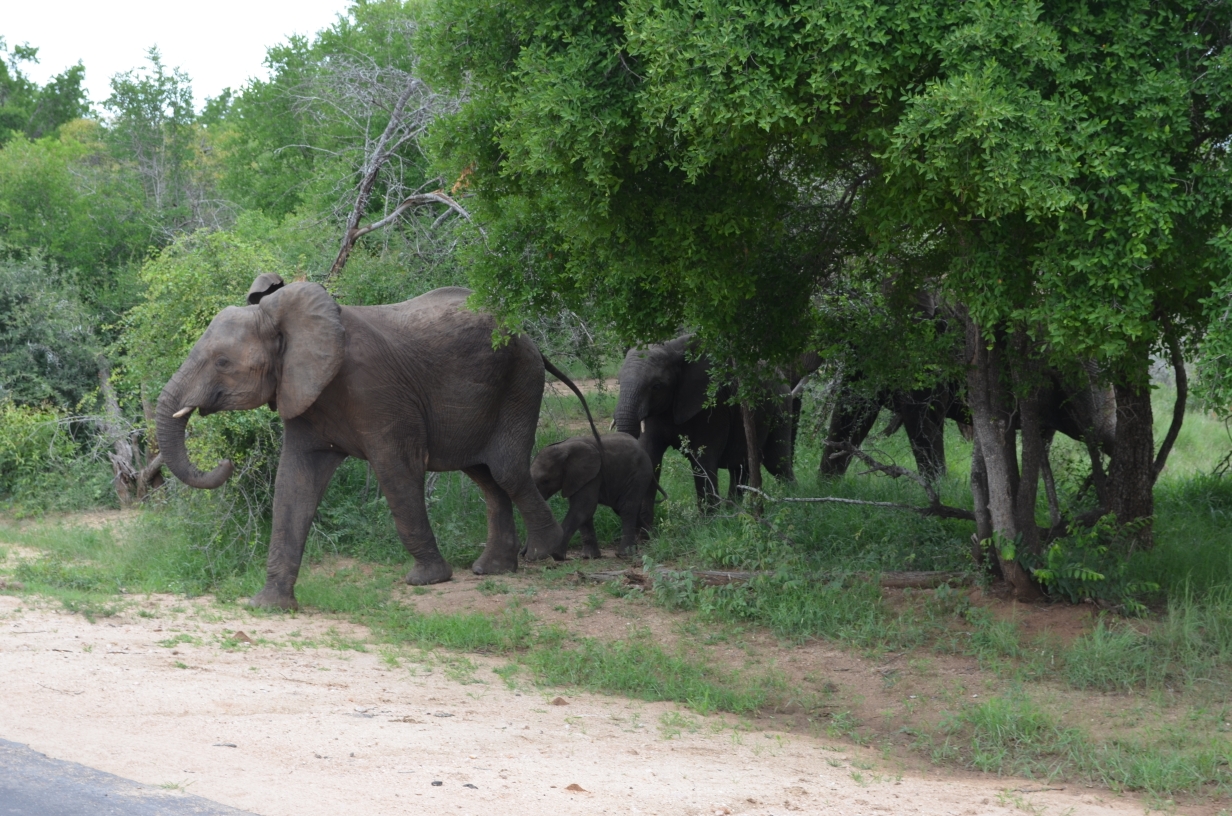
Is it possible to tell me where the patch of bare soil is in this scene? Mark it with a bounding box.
[544,378,619,397]
[0,586,1164,816]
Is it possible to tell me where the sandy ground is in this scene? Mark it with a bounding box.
[0,593,1154,816]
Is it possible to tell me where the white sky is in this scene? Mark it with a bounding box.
[2,0,352,109]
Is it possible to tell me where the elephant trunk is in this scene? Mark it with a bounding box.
[156,371,234,490]
[614,384,645,439]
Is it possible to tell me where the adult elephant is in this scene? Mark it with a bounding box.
[614,336,791,530]
[156,276,596,610]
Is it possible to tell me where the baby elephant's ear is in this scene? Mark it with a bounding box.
[259,282,344,420]
[561,441,602,499]
[247,272,286,305]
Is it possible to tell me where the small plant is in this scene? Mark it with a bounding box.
[1024,517,1159,614]
[476,577,511,596]
[659,710,699,739]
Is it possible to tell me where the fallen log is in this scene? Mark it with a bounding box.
[579,567,974,590]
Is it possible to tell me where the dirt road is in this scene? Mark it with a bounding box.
[0,593,1150,816]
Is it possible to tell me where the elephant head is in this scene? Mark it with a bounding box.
[155,278,345,489]
[614,335,715,438]
[531,439,602,500]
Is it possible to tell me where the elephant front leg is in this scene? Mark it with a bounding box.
[251,444,346,610]
[559,484,600,559]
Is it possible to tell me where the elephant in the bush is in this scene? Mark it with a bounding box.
[614,336,792,530]
[531,432,664,558]
[821,370,1114,482]
[156,276,597,609]
[820,378,969,482]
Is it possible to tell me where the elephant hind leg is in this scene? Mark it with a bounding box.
[465,465,520,575]
[490,462,565,563]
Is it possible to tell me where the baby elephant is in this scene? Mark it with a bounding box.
[532,433,662,558]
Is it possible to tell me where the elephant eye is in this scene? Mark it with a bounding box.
[215,357,230,369]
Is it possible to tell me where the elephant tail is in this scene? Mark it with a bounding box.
[653,477,669,504]
[541,355,604,454]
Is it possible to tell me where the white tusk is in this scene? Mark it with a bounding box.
[172,406,194,418]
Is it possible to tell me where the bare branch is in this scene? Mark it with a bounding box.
[833,441,941,505]
[737,485,975,521]
[350,192,480,240]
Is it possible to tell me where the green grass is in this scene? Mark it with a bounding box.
[932,691,1232,795]
[525,628,776,715]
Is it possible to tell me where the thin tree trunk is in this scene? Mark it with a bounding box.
[1040,431,1062,528]
[1152,332,1187,481]
[969,434,993,566]
[741,401,763,517]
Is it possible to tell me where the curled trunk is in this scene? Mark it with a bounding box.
[155,374,234,489]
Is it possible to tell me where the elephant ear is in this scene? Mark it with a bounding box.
[246,272,286,305]
[673,355,713,425]
[561,441,603,499]
[259,282,344,420]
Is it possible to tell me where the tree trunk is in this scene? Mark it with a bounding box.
[969,434,993,566]
[964,318,1041,600]
[1108,365,1155,548]
[741,401,763,517]
[1040,431,1062,528]
[1012,337,1044,561]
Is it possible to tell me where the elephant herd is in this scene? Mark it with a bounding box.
[157,278,1114,610]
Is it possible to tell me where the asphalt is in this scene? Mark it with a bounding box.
[0,739,257,816]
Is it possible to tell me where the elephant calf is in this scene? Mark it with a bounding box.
[531,433,661,558]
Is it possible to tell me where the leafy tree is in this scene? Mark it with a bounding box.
[0,252,100,408]
[422,0,1232,596]
[104,48,229,239]
[0,40,89,144]
[0,123,151,282]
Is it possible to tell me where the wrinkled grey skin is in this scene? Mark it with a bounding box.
[157,280,574,610]
[614,336,791,534]
[531,433,659,558]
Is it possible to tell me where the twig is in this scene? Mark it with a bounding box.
[38,683,84,695]
[581,567,973,590]
[737,485,975,521]
[835,441,939,504]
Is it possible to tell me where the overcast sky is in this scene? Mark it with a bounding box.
[3,0,351,108]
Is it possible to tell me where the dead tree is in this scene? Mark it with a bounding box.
[97,356,163,507]
[272,25,468,285]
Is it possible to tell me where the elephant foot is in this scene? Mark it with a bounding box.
[580,543,602,560]
[471,548,518,576]
[523,520,566,563]
[406,559,453,586]
[248,584,298,611]
[615,544,637,558]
